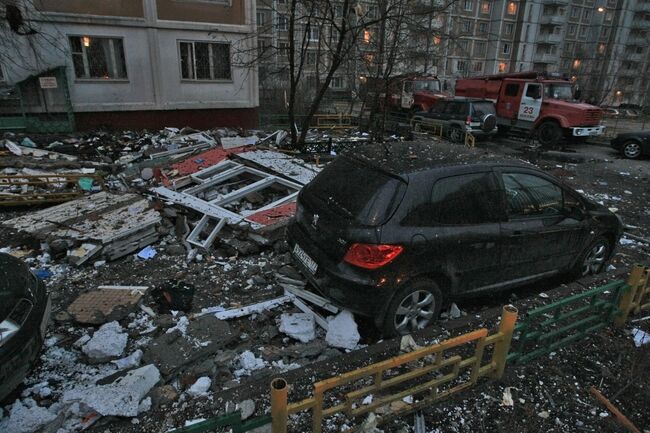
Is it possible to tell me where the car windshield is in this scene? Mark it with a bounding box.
[302,157,407,226]
[544,84,573,101]
[413,80,441,92]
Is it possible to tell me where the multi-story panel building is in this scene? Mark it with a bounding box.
[0,0,258,129]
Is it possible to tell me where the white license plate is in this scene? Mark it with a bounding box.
[40,295,52,338]
[293,244,318,275]
[589,131,600,136]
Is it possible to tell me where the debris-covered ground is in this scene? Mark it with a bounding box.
[0,127,648,433]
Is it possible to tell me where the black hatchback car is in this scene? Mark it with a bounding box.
[411,98,498,141]
[287,147,622,336]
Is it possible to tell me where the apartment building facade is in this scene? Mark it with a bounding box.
[254,0,648,110]
[0,0,259,130]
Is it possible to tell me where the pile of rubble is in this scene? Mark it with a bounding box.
[0,125,368,432]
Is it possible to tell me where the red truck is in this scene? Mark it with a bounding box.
[455,72,604,146]
[361,74,448,113]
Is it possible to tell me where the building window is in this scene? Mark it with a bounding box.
[579,26,587,37]
[457,39,470,54]
[330,76,344,89]
[457,60,467,72]
[474,41,486,56]
[601,27,609,37]
[504,23,513,35]
[257,12,265,26]
[179,41,231,81]
[305,51,317,65]
[598,43,606,54]
[583,9,591,20]
[308,27,319,41]
[277,14,288,31]
[334,5,344,17]
[478,21,488,34]
[480,1,490,14]
[571,7,580,18]
[463,0,473,12]
[503,43,511,54]
[507,2,517,15]
[279,41,290,58]
[461,19,472,33]
[568,24,576,35]
[498,62,507,72]
[69,36,127,80]
[605,11,613,22]
[472,61,483,72]
[258,38,271,58]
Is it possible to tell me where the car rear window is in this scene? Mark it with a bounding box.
[302,157,407,226]
[472,102,495,117]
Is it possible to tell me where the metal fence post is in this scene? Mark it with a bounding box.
[271,378,288,433]
[491,305,518,378]
[615,265,646,327]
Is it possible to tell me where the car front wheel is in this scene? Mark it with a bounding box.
[622,141,642,159]
[575,237,611,277]
[382,280,442,337]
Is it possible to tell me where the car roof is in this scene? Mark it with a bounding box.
[343,142,535,176]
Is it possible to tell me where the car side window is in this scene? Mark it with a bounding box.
[525,84,542,99]
[505,84,519,96]
[502,172,563,218]
[401,172,501,226]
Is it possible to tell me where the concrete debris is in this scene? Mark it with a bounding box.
[62,364,160,417]
[112,349,144,370]
[400,335,421,353]
[501,387,517,407]
[238,399,256,420]
[449,302,462,319]
[187,377,212,397]
[632,328,650,347]
[0,399,58,433]
[325,311,360,350]
[67,286,146,324]
[81,321,128,360]
[235,351,266,377]
[278,313,316,343]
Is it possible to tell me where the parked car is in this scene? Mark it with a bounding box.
[287,148,623,336]
[0,253,51,400]
[611,130,650,159]
[411,98,498,142]
[601,107,620,117]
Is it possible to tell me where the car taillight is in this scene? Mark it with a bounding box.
[466,116,472,125]
[343,243,404,270]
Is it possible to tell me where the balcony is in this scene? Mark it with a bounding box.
[542,0,569,5]
[540,15,566,26]
[638,1,650,12]
[625,52,643,62]
[534,52,558,63]
[537,33,563,44]
[626,34,648,45]
[631,18,650,30]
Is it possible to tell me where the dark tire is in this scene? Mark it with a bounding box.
[449,125,463,143]
[537,121,562,146]
[621,140,642,159]
[481,113,497,132]
[572,236,612,278]
[381,279,442,337]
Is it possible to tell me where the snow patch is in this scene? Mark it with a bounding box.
[325,310,360,350]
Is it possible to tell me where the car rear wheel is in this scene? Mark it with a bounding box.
[537,121,562,146]
[382,280,442,336]
[575,237,611,277]
[622,141,642,159]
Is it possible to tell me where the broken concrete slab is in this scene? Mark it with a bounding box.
[62,364,160,417]
[142,315,238,376]
[187,377,212,397]
[325,311,360,350]
[82,321,128,360]
[0,399,57,433]
[278,313,316,343]
[67,287,146,325]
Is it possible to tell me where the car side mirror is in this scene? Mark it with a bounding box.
[563,204,585,221]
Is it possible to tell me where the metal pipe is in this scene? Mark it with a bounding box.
[615,265,646,327]
[491,304,519,378]
[271,378,288,433]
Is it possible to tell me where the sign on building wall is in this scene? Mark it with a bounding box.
[39,77,58,89]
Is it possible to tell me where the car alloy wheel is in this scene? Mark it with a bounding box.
[393,290,435,334]
[582,241,607,276]
[622,141,641,159]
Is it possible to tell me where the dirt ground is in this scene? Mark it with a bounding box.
[1,134,649,433]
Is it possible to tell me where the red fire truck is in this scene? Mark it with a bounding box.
[455,72,604,146]
[361,74,448,113]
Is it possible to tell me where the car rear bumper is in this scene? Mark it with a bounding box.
[286,221,393,318]
[571,125,605,137]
